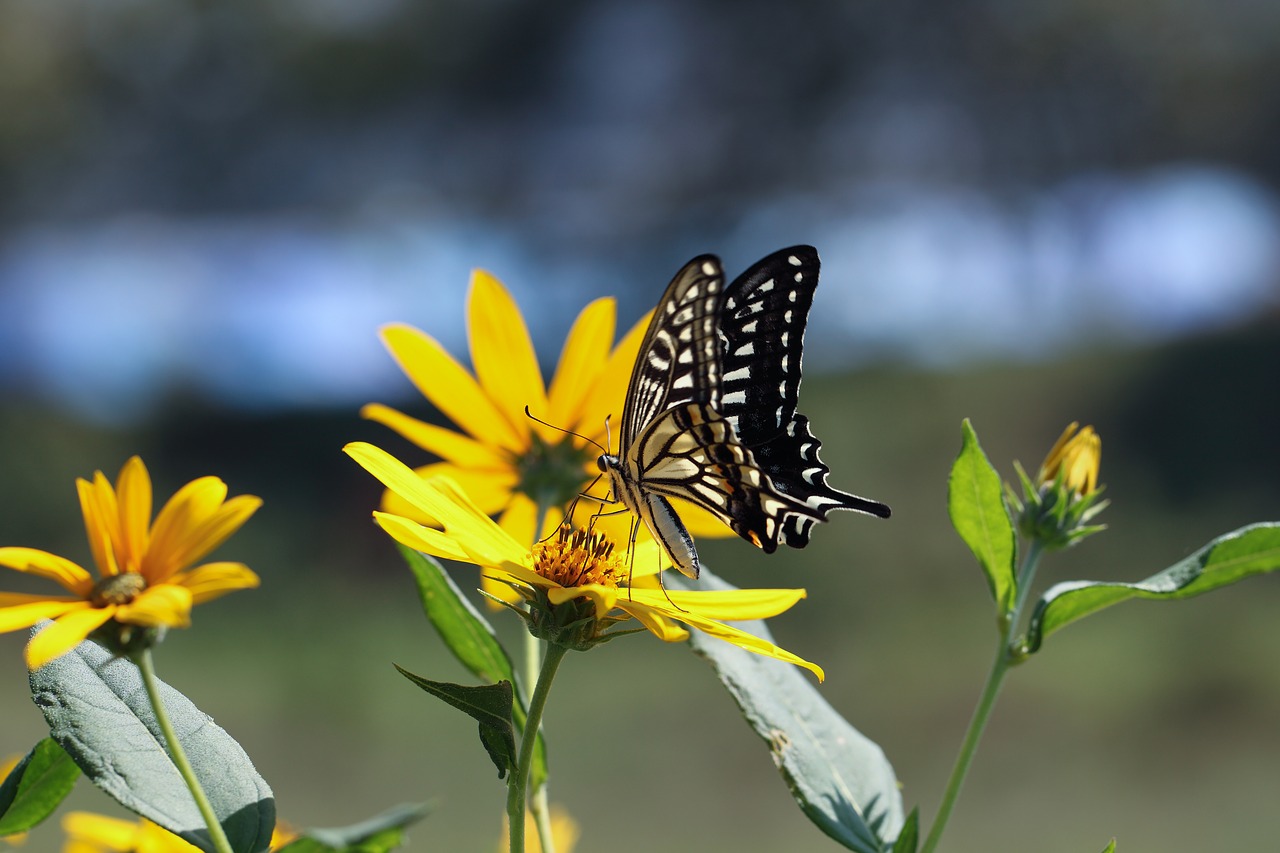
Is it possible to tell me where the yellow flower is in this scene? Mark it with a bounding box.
[1036,422,1101,496]
[61,813,199,853]
[60,813,295,853]
[361,270,730,544]
[0,457,261,669]
[344,442,824,681]
[497,804,580,853]
[1,755,27,847]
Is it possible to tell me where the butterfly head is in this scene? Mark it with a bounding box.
[596,453,619,474]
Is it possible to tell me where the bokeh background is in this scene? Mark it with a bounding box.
[2,1,1279,850]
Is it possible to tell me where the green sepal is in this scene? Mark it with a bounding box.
[28,628,275,853]
[1024,522,1280,653]
[673,569,904,852]
[949,419,1018,615]
[890,808,919,853]
[398,545,547,787]
[0,737,80,836]
[273,803,426,853]
[393,667,517,779]
[1100,841,1117,853]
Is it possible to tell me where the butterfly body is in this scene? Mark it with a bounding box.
[598,246,890,579]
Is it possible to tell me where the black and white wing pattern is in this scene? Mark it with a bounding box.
[717,247,891,549]
[596,246,889,580]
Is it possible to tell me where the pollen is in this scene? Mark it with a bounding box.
[90,572,147,607]
[533,525,628,589]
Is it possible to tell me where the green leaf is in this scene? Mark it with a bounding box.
[398,545,548,787]
[29,629,275,853]
[274,803,426,853]
[0,738,80,836]
[674,569,905,852]
[394,667,517,778]
[1025,523,1280,653]
[890,808,919,853]
[949,420,1017,613]
[1100,840,1117,853]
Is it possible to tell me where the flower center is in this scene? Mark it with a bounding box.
[91,572,147,607]
[514,432,593,510]
[532,525,627,589]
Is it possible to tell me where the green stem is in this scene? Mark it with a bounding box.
[134,648,234,853]
[921,542,1045,853]
[525,502,557,853]
[508,642,569,853]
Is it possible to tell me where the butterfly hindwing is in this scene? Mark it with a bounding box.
[629,403,822,555]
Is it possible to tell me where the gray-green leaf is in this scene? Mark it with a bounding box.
[674,569,904,852]
[28,630,275,853]
[0,738,80,836]
[1025,522,1280,653]
[393,668,516,778]
[949,420,1017,614]
[273,803,426,853]
[398,545,548,787]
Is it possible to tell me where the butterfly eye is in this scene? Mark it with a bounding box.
[596,455,610,473]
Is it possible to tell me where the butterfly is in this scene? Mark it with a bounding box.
[596,245,890,579]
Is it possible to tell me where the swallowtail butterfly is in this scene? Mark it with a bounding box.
[596,245,890,579]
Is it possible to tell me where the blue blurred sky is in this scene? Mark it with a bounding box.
[0,0,1277,423]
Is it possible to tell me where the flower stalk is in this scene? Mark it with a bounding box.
[133,648,233,853]
[922,541,1044,853]
[508,641,569,853]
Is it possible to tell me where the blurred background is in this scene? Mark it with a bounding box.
[1,1,1278,850]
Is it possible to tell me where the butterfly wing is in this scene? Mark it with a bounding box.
[717,246,891,548]
[617,254,725,452]
[628,402,827,560]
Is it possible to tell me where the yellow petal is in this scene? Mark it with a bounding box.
[546,297,616,432]
[171,562,260,604]
[146,495,261,582]
[669,497,735,539]
[360,403,509,469]
[62,812,142,848]
[625,586,807,621]
[0,598,90,633]
[621,601,690,641]
[147,476,229,570]
[116,456,153,571]
[497,493,564,550]
[574,308,653,449]
[640,602,824,682]
[546,583,616,617]
[26,607,116,670]
[373,512,471,563]
[380,323,524,454]
[346,443,527,566]
[467,270,548,443]
[380,462,516,523]
[77,477,119,577]
[115,584,193,628]
[0,548,94,597]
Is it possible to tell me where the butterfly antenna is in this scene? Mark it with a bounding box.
[523,406,608,455]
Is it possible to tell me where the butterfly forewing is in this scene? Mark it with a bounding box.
[619,255,725,447]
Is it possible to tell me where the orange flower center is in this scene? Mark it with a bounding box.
[90,572,147,607]
[533,525,627,589]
